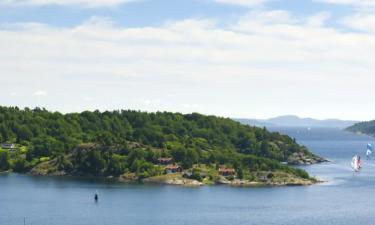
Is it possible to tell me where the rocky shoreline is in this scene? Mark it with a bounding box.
[142,174,204,187]
[137,171,321,187]
[287,152,329,165]
[13,154,328,188]
[2,169,323,187]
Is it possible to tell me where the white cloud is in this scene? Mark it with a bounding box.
[33,91,47,96]
[232,10,295,33]
[306,12,331,27]
[240,10,294,24]
[341,14,375,32]
[212,0,269,7]
[0,0,138,7]
[1,13,375,119]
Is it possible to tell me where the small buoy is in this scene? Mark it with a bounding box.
[94,193,98,201]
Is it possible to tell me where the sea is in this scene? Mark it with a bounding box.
[1,127,375,225]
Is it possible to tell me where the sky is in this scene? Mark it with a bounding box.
[0,0,375,120]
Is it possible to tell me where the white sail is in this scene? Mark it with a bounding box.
[366,143,373,157]
[351,155,360,171]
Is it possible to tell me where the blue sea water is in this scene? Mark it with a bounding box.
[1,127,375,225]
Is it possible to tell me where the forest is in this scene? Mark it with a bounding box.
[0,106,315,181]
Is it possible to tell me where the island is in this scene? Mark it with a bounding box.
[346,120,375,136]
[0,106,326,187]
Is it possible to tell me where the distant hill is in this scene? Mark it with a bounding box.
[346,120,375,136]
[235,115,358,128]
[235,119,277,127]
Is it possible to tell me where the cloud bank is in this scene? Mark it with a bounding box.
[1,10,375,119]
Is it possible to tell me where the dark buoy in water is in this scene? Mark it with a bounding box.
[94,192,98,201]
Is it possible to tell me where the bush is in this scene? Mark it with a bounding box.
[107,154,127,175]
[0,150,10,171]
[293,169,309,179]
[12,157,28,172]
[226,175,235,181]
[191,168,202,181]
[39,157,50,162]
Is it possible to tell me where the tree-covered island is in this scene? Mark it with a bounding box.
[346,120,375,137]
[0,106,326,186]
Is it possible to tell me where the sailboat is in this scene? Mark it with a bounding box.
[366,143,373,158]
[351,155,361,172]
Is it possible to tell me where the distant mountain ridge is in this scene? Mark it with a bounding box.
[235,115,358,128]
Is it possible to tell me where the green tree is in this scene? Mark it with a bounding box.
[107,154,127,175]
[83,150,106,175]
[12,157,28,172]
[237,167,244,179]
[0,150,10,170]
[29,136,64,158]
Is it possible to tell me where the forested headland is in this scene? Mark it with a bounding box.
[0,106,324,186]
[346,120,375,136]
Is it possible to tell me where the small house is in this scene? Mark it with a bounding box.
[1,143,16,151]
[218,167,235,176]
[165,164,182,174]
[157,157,173,165]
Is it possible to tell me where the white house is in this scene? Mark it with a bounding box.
[1,143,16,151]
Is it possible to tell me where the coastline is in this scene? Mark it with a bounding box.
[20,170,322,187]
[2,151,328,188]
[0,170,11,175]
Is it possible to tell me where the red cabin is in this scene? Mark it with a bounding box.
[165,164,182,174]
[218,167,235,176]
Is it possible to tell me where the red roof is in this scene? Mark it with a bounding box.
[219,167,235,173]
[158,157,172,162]
[165,164,181,170]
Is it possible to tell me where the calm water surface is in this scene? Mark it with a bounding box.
[2,127,375,225]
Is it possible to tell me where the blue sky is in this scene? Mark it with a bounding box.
[1,0,375,120]
[0,1,244,27]
[0,0,353,28]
